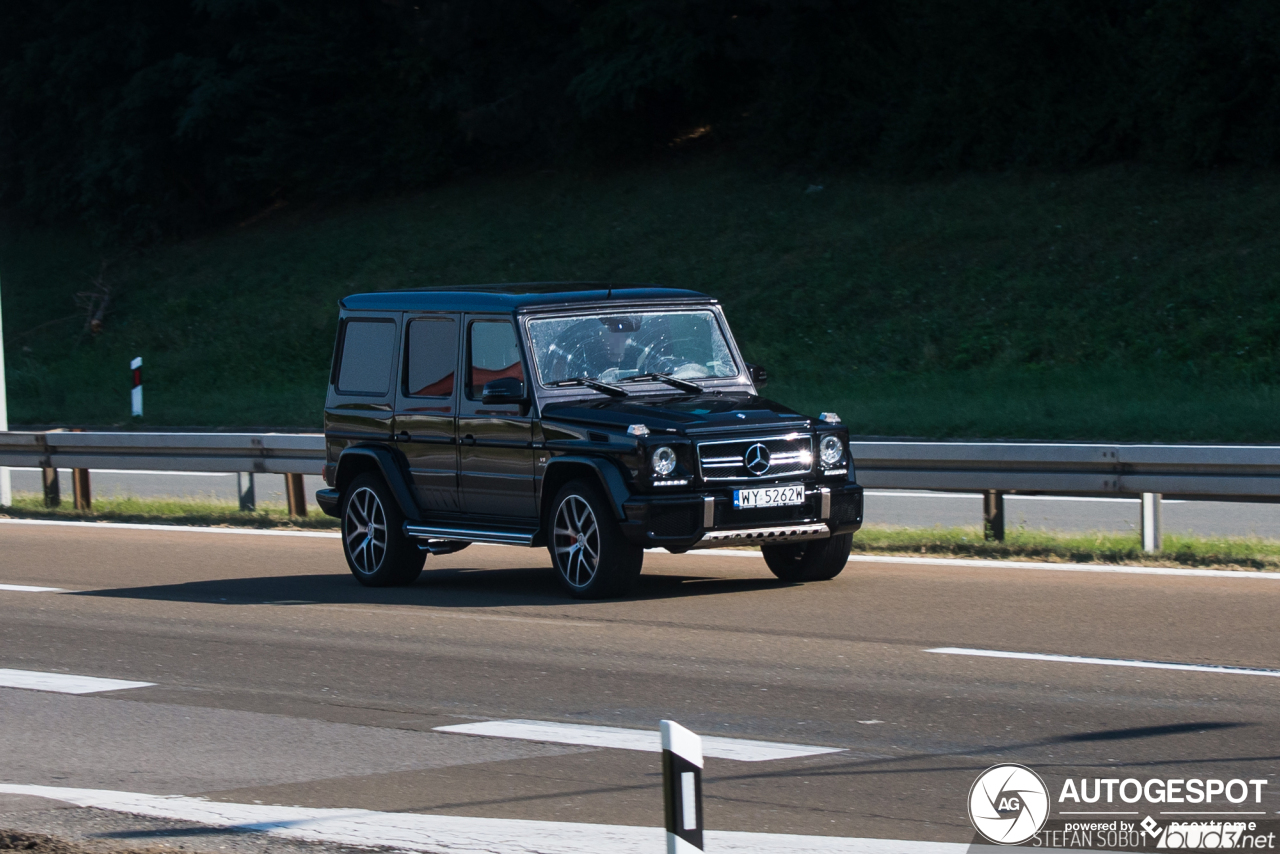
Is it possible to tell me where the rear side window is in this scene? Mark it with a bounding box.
[406,317,458,397]
[468,320,524,398]
[336,319,396,395]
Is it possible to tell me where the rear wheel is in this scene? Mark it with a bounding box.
[762,533,853,582]
[548,480,643,598]
[341,472,425,587]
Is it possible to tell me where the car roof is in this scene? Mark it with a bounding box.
[339,283,714,313]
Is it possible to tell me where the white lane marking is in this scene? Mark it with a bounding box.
[0,518,339,538]
[847,554,1280,579]
[3,517,1273,580]
[0,668,155,694]
[928,647,1280,678]
[0,784,962,854]
[433,719,844,762]
[0,583,65,592]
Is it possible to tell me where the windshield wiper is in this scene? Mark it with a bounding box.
[547,377,629,398]
[622,372,703,393]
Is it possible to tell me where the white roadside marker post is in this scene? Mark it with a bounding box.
[661,720,704,853]
[130,357,143,418]
[0,276,9,507]
[1141,492,1162,552]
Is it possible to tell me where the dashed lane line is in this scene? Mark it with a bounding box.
[433,719,844,762]
[928,647,1280,678]
[0,784,964,854]
[0,668,155,694]
[0,583,65,592]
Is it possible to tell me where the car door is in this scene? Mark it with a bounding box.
[393,314,462,513]
[457,315,537,520]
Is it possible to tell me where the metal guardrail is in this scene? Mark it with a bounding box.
[1,432,1278,547]
[0,431,324,475]
[0,431,324,516]
[850,441,1280,500]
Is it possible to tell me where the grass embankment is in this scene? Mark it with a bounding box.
[4,160,1280,441]
[2,495,1275,570]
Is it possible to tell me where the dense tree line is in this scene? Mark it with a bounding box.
[4,0,1280,236]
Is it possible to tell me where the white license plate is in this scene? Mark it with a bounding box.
[734,484,805,509]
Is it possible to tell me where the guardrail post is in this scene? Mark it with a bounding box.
[42,467,60,508]
[72,468,91,512]
[983,490,1005,541]
[237,472,256,512]
[285,473,307,517]
[661,720,704,853]
[1141,492,1162,553]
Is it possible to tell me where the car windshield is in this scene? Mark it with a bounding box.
[526,310,739,386]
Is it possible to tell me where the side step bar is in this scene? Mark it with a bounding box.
[403,523,535,547]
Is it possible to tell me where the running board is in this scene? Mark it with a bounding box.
[403,523,535,547]
[694,522,831,547]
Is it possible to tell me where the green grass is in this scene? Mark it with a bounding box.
[850,525,1280,572]
[0,495,338,530]
[4,158,1280,440]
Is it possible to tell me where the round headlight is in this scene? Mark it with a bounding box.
[820,435,845,466]
[651,446,678,476]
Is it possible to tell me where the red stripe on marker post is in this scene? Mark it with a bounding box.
[130,357,142,418]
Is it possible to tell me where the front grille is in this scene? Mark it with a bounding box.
[648,503,700,538]
[697,434,813,482]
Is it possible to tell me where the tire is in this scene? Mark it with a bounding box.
[762,533,853,582]
[341,472,426,587]
[548,479,643,599]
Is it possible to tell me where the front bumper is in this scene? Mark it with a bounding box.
[619,482,863,551]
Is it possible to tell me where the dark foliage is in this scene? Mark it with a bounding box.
[4,0,1280,235]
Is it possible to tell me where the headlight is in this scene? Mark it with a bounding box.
[819,435,845,466]
[651,446,678,476]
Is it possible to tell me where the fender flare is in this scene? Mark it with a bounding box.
[543,456,632,520]
[334,444,422,522]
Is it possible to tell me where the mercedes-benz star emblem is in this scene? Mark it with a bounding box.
[744,443,771,476]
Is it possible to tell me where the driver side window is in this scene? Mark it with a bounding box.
[467,321,524,399]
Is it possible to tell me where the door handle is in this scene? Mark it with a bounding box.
[463,434,476,445]
[397,431,410,441]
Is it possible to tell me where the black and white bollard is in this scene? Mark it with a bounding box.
[130,356,143,417]
[661,720,704,853]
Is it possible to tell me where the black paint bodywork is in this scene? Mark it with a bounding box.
[319,285,863,551]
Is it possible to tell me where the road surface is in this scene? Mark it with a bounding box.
[0,520,1277,851]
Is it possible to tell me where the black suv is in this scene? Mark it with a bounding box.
[316,284,863,598]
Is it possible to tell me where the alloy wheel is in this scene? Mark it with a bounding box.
[553,495,600,588]
[344,486,388,575]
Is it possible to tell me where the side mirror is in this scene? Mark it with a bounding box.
[481,376,527,404]
[747,363,768,388]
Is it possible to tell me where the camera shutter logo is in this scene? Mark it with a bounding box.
[744,443,771,476]
[968,764,1050,845]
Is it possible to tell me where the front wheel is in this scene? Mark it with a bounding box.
[341,472,426,587]
[548,480,643,599]
[762,533,853,582]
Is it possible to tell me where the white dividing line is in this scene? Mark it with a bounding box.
[846,554,1280,580]
[0,668,155,694]
[928,647,1280,678]
[0,583,64,592]
[4,517,1274,580]
[433,719,844,762]
[0,784,963,854]
[0,518,339,538]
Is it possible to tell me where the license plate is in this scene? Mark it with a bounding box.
[733,484,805,509]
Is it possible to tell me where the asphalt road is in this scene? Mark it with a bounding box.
[1,520,1278,851]
[7,468,1280,538]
